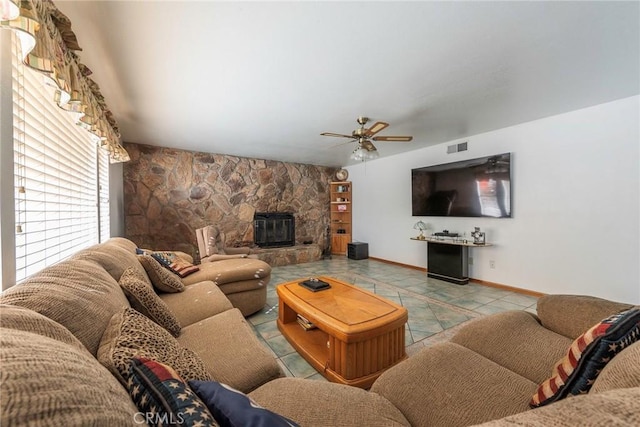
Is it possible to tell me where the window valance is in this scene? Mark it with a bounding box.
[1,0,129,162]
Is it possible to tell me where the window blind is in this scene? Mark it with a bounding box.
[98,148,110,243]
[12,33,105,282]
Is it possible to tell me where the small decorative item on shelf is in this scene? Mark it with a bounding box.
[471,227,485,245]
[337,204,347,212]
[413,221,429,240]
[335,168,349,181]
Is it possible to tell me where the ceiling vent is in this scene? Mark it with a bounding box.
[447,141,468,154]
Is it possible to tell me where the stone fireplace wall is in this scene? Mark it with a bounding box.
[123,142,337,259]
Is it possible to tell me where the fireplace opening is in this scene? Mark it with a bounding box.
[254,212,295,248]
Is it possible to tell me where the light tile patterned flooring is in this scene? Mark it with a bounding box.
[246,257,538,381]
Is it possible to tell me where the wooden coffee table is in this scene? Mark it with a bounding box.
[276,276,408,389]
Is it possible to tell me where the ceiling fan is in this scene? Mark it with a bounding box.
[320,116,413,160]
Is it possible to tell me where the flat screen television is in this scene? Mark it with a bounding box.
[411,153,512,218]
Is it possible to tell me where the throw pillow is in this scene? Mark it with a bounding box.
[531,307,640,407]
[119,267,182,337]
[167,256,200,278]
[1,328,139,425]
[188,380,299,427]
[137,254,185,293]
[98,308,211,386]
[127,358,218,427]
[151,251,200,278]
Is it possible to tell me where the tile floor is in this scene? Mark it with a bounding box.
[246,257,539,381]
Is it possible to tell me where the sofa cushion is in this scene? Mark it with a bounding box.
[370,342,538,427]
[189,380,298,427]
[180,258,270,286]
[0,328,138,426]
[475,387,640,427]
[177,308,284,393]
[531,307,640,407]
[72,242,149,282]
[98,308,211,386]
[450,310,573,384]
[222,286,267,317]
[0,259,130,356]
[592,341,640,393]
[119,267,182,337]
[536,294,633,340]
[159,280,233,327]
[138,254,185,293]
[127,358,218,427]
[105,236,139,253]
[249,378,410,427]
[0,304,89,354]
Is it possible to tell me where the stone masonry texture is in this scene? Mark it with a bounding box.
[123,142,337,261]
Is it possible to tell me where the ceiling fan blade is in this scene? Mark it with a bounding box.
[361,140,377,151]
[329,139,355,149]
[320,132,356,139]
[372,136,413,142]
[364,121,389,137]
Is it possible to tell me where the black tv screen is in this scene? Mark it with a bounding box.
[411,153,512,218]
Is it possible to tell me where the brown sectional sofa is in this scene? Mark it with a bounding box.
[123,237,271,316]
[1,237,639,426]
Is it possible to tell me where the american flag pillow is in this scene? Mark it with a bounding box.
[147,251,200,278]
[530,307,640,407]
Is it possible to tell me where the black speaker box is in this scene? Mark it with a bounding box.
[347,242,369,260]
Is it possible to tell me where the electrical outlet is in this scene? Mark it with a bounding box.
[468,257,473,265]
[489,260,496,269]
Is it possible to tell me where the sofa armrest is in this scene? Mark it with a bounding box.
[201,254,247,263]
[472,387,640,426]
[225,247,252,255]
[536,294,632,339]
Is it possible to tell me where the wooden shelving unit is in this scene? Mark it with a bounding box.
[330,181,351,255]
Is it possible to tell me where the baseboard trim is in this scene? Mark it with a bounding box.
[369,257,426,272]
[469,278,545,297]
[368,256,545,297]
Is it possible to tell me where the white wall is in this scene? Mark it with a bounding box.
[346,96,640,304]
[109,162,125,237]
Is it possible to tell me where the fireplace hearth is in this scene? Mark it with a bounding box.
[254,212,295,248]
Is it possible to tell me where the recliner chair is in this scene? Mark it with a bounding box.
[195,225,259,263]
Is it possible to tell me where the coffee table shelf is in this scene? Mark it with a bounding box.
[277,276,408,389]
[278,318,330,370]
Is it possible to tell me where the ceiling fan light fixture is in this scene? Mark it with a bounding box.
[366,148,380,159]
[351,146,365,161]
[350,145,379,161]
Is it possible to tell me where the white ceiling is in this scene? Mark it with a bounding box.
[56,1,639,167]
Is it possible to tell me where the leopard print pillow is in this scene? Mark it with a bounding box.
[98,308,211,386]
[137,254,185,293]
[119,267,181,337]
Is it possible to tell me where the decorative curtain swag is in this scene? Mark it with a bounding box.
[1,0,129,162]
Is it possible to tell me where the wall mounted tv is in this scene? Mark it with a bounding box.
[411,153,512,218]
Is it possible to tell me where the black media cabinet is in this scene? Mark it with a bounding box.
[411,238,492,285]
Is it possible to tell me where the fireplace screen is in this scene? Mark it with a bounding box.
[254,212,295,248]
